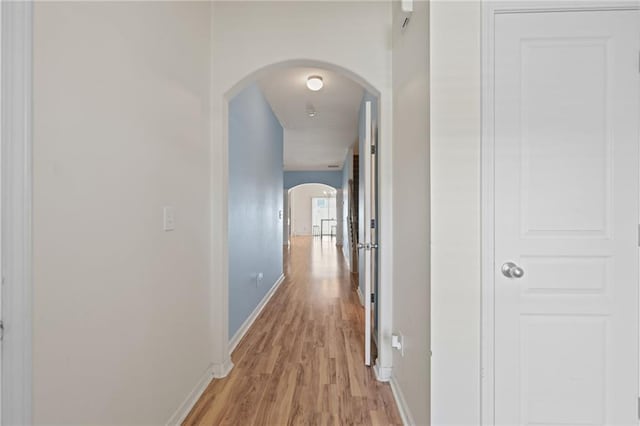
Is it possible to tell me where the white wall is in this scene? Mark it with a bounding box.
[283,189,290,245]
[210,1,393,369]
[430,1,482,425]
[32,3,212,424]
[336,190,344,246]
[25,1,483,424]
[391,1,431,424]
[289,184,334,236]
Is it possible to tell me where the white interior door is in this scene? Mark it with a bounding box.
[493,9,640,425]
[363,101,372,366]
[0,2,4,416]
[370,119,378,347]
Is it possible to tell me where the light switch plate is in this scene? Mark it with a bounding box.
[392,333,404,357]
[163,206,175,231]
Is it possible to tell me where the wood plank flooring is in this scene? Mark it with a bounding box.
[183,237,401,425]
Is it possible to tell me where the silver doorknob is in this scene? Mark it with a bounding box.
[501,262,524,279]
[357,243,367,250]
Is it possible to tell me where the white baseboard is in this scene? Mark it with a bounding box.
[373,362,391,382]
[212,358,234,378]
[389,375,415,426]
[166,274,286,425]
[228,273,285,354]
[166,364,214,425]
[357,285,365,306]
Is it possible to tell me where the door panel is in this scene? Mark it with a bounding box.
[371,119,378,348]
[494,10,639,425]
[361,100,378,367]
[520,38,610,237]
[521,315,607,424]
[363,101,372,366]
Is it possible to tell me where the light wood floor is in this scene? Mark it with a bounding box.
[183,237,401,425]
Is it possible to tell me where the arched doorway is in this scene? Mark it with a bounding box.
[286,183,337,243]
[211,58,391,383]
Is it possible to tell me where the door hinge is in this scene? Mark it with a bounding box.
[371,145,376,155]
[637,396,640,420]
[637,224,640,247]
[370,219,376,229]
[0,320,4,342]
[370,293,376,303]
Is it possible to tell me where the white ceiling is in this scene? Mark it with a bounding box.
[258,67,364,171]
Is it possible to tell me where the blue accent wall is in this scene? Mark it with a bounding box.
[228,83,283,338]
[284,171,342,190]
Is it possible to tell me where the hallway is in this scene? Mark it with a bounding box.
[183,237,401,425]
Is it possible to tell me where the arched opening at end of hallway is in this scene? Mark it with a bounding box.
[286,183,338,243]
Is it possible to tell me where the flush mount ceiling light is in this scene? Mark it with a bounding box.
[306,75,324,91]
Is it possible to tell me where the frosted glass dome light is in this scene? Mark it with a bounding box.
[306,76,324,91]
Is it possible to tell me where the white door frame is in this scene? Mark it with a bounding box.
[480,1,640,424]
[1,1,33,425]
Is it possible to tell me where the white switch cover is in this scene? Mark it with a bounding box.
[392,333,404,357]
[163,206,175,231]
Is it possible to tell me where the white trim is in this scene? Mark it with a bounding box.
[373,363,391,382]
[374,92,394,384]
[208,4,233,385]
[165,364,214,426]
[480,2,640,424]
[480,3,497,424]
[389,375,414,426]
[1,2,33,425]
[357,285,365,307]
[1,2,3,420]
[486,0,638,14]
[211,358,234,379]
[228,274,285,354]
